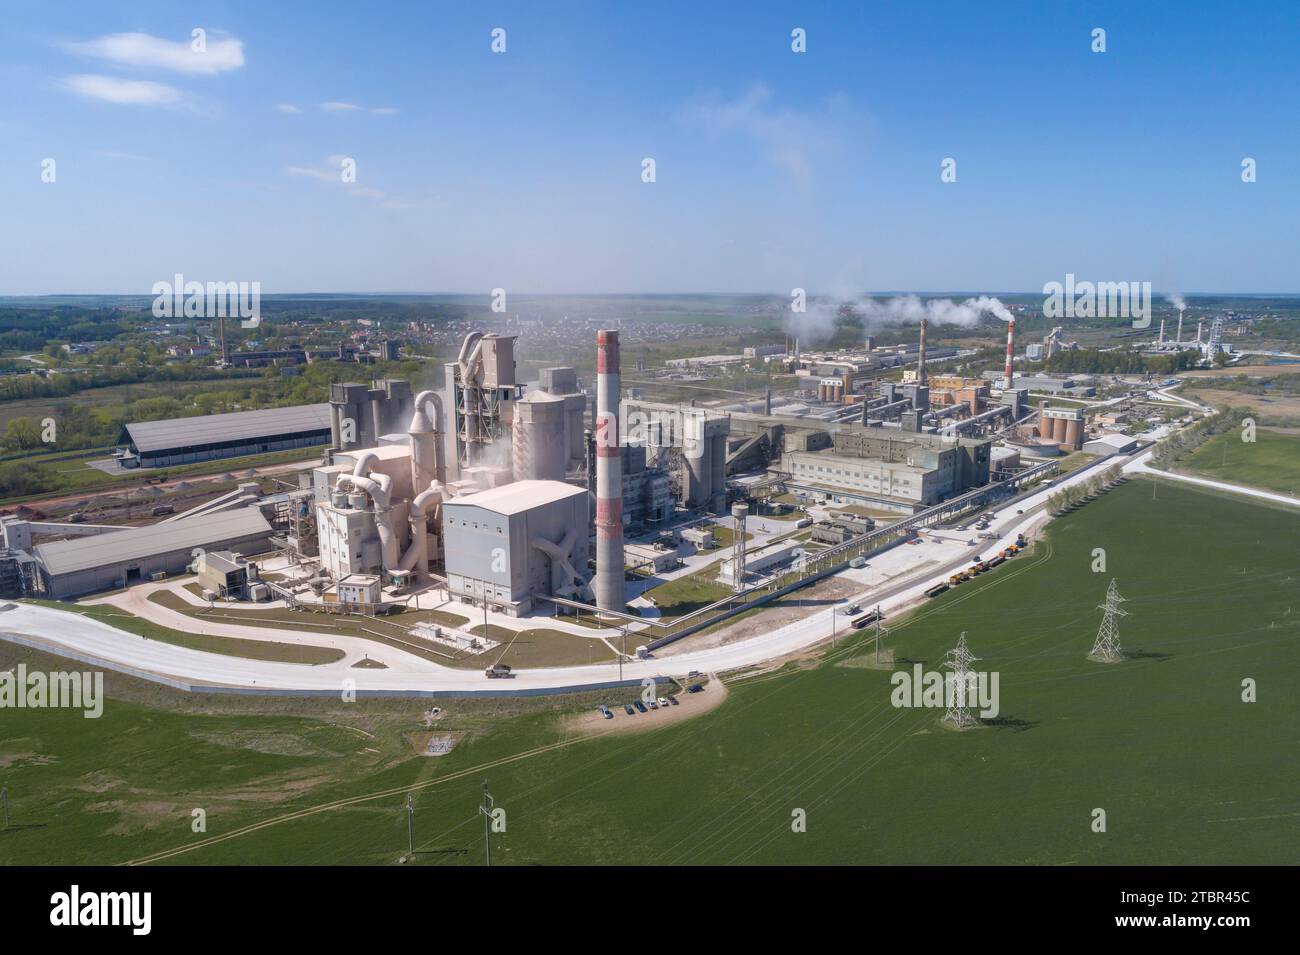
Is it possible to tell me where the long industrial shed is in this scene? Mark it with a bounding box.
[117,404,332,468]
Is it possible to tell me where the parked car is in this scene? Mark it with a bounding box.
[648,700,658,710]
[599,705,613,720]
[656,697,670,708]
[666,695,680,706]
[623,703,636,716]
[688,684,704,694]
[634,699,647,713]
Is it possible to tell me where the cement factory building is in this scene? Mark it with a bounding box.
[33,508,273,598]
[443,480,591,616]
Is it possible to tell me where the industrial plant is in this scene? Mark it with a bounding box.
[2,313,1165,657]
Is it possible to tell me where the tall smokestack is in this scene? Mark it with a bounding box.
[1196,320,1203,345]
[1176,309,1184,344]
[1159,319,1165,345]
[1003,318,1015,390]
[594,329,624,613]
[917,318,928,386]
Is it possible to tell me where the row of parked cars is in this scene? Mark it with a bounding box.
[598,684,703,719]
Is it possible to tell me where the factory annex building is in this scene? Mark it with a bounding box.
[117,404,333,468]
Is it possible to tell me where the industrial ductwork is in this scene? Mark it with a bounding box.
[335,451,399,572]
[531,527,592,601]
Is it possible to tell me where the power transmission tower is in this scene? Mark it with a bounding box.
[479,781,494,867]
[405,793,415,857]
[941,631,980,728]
[1089,578,1127,662]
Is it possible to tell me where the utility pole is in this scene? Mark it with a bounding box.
[479,781,494,867]
[874,606,885,665]
[405,793,415,857]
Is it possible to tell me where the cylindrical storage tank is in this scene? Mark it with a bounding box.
[732,502,749,521]
[512,390,567,482]
[348,492,367,509]
[1064,418,1082,450]
[1038,401,1051,437]
[711,431,727,511]
[1052,417,1068,443]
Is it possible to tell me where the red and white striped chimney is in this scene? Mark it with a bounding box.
[594,329,624,612]
[1003,318,1016,390]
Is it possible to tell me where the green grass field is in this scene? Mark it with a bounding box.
[2,479,1296,865]
[1181,426,1300,496]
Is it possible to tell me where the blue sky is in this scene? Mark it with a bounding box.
[1,1,1297,295]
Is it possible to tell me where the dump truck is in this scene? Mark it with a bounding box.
[924,582,950,599]
[484,663,512,679]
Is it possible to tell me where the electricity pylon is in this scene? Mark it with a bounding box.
[941,631,980,728]
[1089,579,1127,662]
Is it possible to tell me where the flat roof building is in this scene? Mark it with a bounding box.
[34,507,273,598]
[442,480,591,617]
[118,404,332,468]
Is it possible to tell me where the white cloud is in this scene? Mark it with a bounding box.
[318,102,397,115]
[63,74,183,105]
[64,31,244,76]
[276,103,302,114]
[679,83,847,186]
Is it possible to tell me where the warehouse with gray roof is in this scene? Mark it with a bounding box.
[116,403,332,468]
[33,507,274,598]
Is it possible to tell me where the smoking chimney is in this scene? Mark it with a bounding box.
[917,318,928,386]
[1159,319,1166,345]
[1003,318,1015,390]
[1176,309,1184,344]
[594,330,624,613]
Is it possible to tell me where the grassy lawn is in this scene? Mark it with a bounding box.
[146,591,473,664]
[3,478,1296,864]
[641,562,731,618]
[1180,426,1300,496]
[1054,451,1099,476]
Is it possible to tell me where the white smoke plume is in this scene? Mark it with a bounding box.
[785,293,1014,346]
[855,294,1013,327]
[1167,292,1187,311]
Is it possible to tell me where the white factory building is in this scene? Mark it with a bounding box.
[442,480,592,617]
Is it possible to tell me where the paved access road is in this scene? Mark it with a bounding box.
[4,436,1293,697]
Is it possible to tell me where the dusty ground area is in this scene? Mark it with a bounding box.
[1180,386,1300,418]
[565,678,729,737]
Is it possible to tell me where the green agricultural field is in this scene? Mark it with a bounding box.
[1180,426,1300,496]
[2,479,1296,865]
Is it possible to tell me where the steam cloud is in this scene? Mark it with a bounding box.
[1167,293,1187,311]
[785,293,1014,346]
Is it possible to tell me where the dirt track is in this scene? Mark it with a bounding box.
[566,678,729,736]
